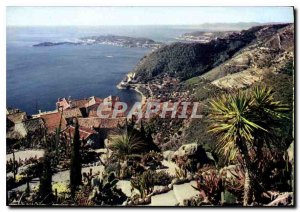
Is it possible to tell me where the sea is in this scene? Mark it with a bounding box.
[6,26,198,115]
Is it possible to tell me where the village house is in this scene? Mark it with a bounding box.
[6,110,27,125]
[62,107,84,124]
[6,108,29,141]
[77,116,126,146]
[63,125,101,148]
[40,112,67,133]
[85,96,103,113]
[86,95,121,116]
[14,118,45,138]
[56,97,89,111]
[6,95,126,147]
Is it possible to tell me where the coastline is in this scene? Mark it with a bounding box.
[117,81,147,105]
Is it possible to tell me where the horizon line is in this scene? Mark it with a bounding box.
[6,21,293,27]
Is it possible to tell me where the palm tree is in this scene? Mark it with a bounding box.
[208,86,289,206]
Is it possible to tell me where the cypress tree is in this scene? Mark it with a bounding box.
[38,149,53,204]
[70,118,82,197]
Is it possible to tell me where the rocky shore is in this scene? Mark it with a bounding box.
[117,72,147,104]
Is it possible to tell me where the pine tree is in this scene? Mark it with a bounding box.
[70,118,82,197]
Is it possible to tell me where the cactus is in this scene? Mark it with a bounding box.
[130,170,155,198]
[12,150,18,182]
[90,172,127,206]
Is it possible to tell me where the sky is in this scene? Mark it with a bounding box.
[7,7,294,26]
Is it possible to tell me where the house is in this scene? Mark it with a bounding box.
[56,97,89,111]
[77,117,126,146]
[85,96,103,114]
[103,95,120,108]
[40,112,67,133]
[98,118,126,142]
[14,118,44,138]
[7,111,27,125]
[62,107,84,124]
[6,108,22,115]
[78,117,102,129]
[63,125,101,148]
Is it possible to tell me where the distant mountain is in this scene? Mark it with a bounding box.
[176,31,236,43]
[193,22,263,31]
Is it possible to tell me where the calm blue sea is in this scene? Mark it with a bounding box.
[6,26,195,114]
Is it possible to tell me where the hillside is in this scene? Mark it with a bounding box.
[132,23,293,82]
[128,23,294,152]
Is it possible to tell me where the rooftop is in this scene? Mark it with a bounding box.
[40,112,67,133]
[63,125,98,140]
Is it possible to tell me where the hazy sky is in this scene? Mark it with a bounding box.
[7,7,294,26]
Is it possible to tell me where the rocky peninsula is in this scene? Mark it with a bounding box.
[33,35,162,49]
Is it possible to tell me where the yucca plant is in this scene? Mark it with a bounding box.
[208,85,289,206]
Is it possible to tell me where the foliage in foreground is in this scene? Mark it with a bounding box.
[208,85,290,206]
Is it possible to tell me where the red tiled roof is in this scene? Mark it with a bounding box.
[99,117,126,129]
[71,99,89,108]
[77,117,126,129]
[88,109,125,118]
[56,98,70,110]
[85,96,103,108]
[63,108,83,119]
[64,125,97,140]
[40,112,67,133]
[78,117,102,129]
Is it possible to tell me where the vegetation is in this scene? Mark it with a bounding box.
[38,149,54,204]
[6,23,294,207]
[192,169,223,205]
[70,118,82,197]
[109,133,145,161]
[90,172,127,206]
[134,34,253,81]
[208,86,289,206]
[130,170,155,198]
